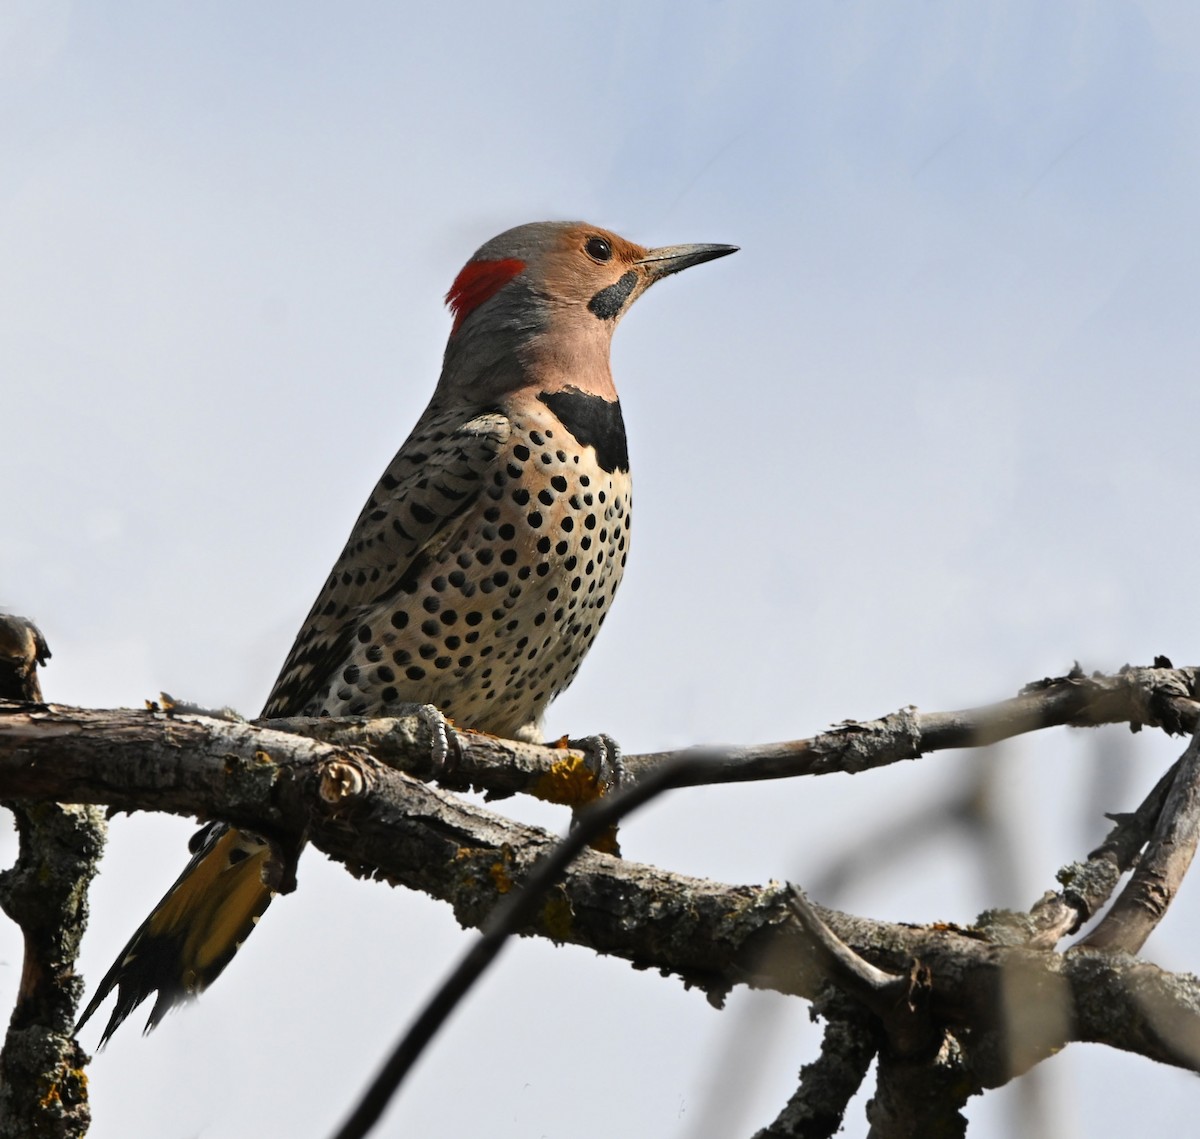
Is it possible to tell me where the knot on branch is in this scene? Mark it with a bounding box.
[317,755,371,808]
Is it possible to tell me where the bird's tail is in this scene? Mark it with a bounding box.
[77,823,282,1046]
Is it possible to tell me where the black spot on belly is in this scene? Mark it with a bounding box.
[538,389,629,474]
[588,270,639,320]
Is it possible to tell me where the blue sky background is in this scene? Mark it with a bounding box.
[5,2,1200,1136]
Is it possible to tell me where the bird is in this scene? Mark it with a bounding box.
[77,220,737,1045]
[0,613,50,702]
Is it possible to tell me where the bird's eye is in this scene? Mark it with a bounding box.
[585,236,613,263]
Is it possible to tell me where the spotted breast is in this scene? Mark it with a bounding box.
[271,394,631,741]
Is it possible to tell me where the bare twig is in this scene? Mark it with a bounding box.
[786,887,903,993]
[622,663,1199,786]
[1024,760,1178,947]
[785,888,939,1063]
[1080,726,1200,952]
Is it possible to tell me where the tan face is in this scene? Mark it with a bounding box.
[536,224,653,323]
[440,221,736,402]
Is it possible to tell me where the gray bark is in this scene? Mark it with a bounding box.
[2,659,1199,1137]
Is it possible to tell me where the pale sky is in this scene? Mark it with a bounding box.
[5,3,1200,1136]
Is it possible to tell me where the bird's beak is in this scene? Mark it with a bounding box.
[636,242,739,282]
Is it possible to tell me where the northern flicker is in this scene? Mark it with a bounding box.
[78,220,736,1044]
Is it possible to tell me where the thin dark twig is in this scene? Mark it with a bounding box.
[327,749,727,1139]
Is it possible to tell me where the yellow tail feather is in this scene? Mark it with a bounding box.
[77,824,283,1045]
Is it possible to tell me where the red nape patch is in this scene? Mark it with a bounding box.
[445,258,526,332]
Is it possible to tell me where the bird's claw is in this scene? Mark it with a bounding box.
[568,732,624,794]
[565,732,624,856]
[416,703,462,779]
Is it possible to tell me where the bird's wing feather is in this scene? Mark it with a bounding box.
[76,410,513,1044]
[262,408,511,717]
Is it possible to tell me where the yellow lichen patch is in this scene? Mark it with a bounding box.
[39,1081,61,1109]
[489,845,515,894]
[452,847,483,890]
[533,753,604,807]
[540,891,574,942]
[252,749,273,764]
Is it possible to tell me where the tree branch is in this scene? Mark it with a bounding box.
[259,662,1200,799]
[0,802,104,1139]
[4,699,1200,1088]
[1080,725,1200,952]
[866,1042,971,1139]
[1021,758,1179,948]
[0,617,104,1139]
[752,991,878,1139]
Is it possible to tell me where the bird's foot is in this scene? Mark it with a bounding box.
[567,732,624,793]
[564,733,624,856]
[416,703,462,780]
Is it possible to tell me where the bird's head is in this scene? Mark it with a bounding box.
[439,221,736,400]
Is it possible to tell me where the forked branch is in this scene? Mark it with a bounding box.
[3,660,1200,1139]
